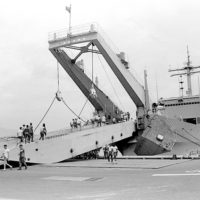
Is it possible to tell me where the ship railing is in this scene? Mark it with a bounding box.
[48,22,99,42]
[48,22,120,54]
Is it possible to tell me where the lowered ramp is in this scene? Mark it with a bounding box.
[9,121,134,163]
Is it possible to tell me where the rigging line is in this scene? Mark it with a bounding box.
[34,96,57,133]
[57,61,60,91]
[174,130,200,147]
[61,97,86,123]
[182,128,200,144]
[78,98,89,117]
[97,53,125,111]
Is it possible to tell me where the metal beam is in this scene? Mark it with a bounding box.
[72,42,92,62]
[64,45,101,54]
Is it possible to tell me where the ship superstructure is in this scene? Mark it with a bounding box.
[159,47,200,124]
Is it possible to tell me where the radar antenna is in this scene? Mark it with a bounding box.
[168,46,200,96]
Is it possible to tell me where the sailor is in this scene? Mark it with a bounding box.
[24,125,30,143]
[127,112,130,120]
[113,145,118,162]
[1,144,12,170]
[22,124,26,139]
[17,127,23,143]
[77,119,82,130]
[108,145,114,162]
[43,123,47,137]
[70,121,73,131]
[112,117,116,124]
[18,144,27,170]
[101,115,106,125]
[29,123,34,142]
[73,119,78,129]
[96,115,101,126]
[103,144,109,159]
[39,124,46,141]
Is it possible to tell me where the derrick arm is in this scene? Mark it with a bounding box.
[50,48,123,118]
[48,24,147,119]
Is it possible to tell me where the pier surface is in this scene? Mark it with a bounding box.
[0,159,200,200]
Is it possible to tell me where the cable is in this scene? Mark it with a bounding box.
[57,61,59,90]
[78,98,89,117]
[97,53,125,111]
[34,96,56,133]
[61,97,86,123]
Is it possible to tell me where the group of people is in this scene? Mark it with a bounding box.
[0,144,27,171]
[103,144,118,163]
[17,123,34,143]
[70,118,81,130]
[17,123,47,142]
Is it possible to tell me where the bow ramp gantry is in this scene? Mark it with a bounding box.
[48,23,146,117]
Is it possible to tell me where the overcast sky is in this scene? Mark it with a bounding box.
[1,0,200,134]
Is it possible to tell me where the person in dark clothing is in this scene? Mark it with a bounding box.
[39,123,47,140]
[22,124,26,140]
[39,129,44,140]
[24,125,30,143]
[29,123,34,142]
[42,123,47,137]
[18,144,27,170]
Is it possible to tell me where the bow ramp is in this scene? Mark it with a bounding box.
[48,23,145,110]
[9,121,134,164]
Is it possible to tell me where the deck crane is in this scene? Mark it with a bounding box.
[51,48,123,119]
[48,24,150,129]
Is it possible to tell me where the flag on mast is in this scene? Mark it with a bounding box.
[65,5,71,13]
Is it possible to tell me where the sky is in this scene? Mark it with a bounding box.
[1,0,200,135]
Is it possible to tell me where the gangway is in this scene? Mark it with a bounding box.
[8,121,134,163]
[48,24,147,118]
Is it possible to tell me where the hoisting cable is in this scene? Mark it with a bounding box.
[56,61,86,122]
[78,98,89,117]
[97,53,125,111]
[57,61,60,91]
[61,97,86,122]
[34,96,56,133]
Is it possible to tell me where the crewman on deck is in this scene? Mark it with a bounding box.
[29,123,34,142]
[101,115,106,125]
[43,123,47,137]
[24,125,30,143]
[17,127,23,143]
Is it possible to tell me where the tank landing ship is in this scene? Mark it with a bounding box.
[4,25,200,164]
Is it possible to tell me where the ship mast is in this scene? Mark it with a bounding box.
[169,46,200,96]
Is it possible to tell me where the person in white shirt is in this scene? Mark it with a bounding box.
[101,115,106,125]
[108,145,114,162]
[1,145,12,170]
[17,127,23,143]
[113,145,118,162]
